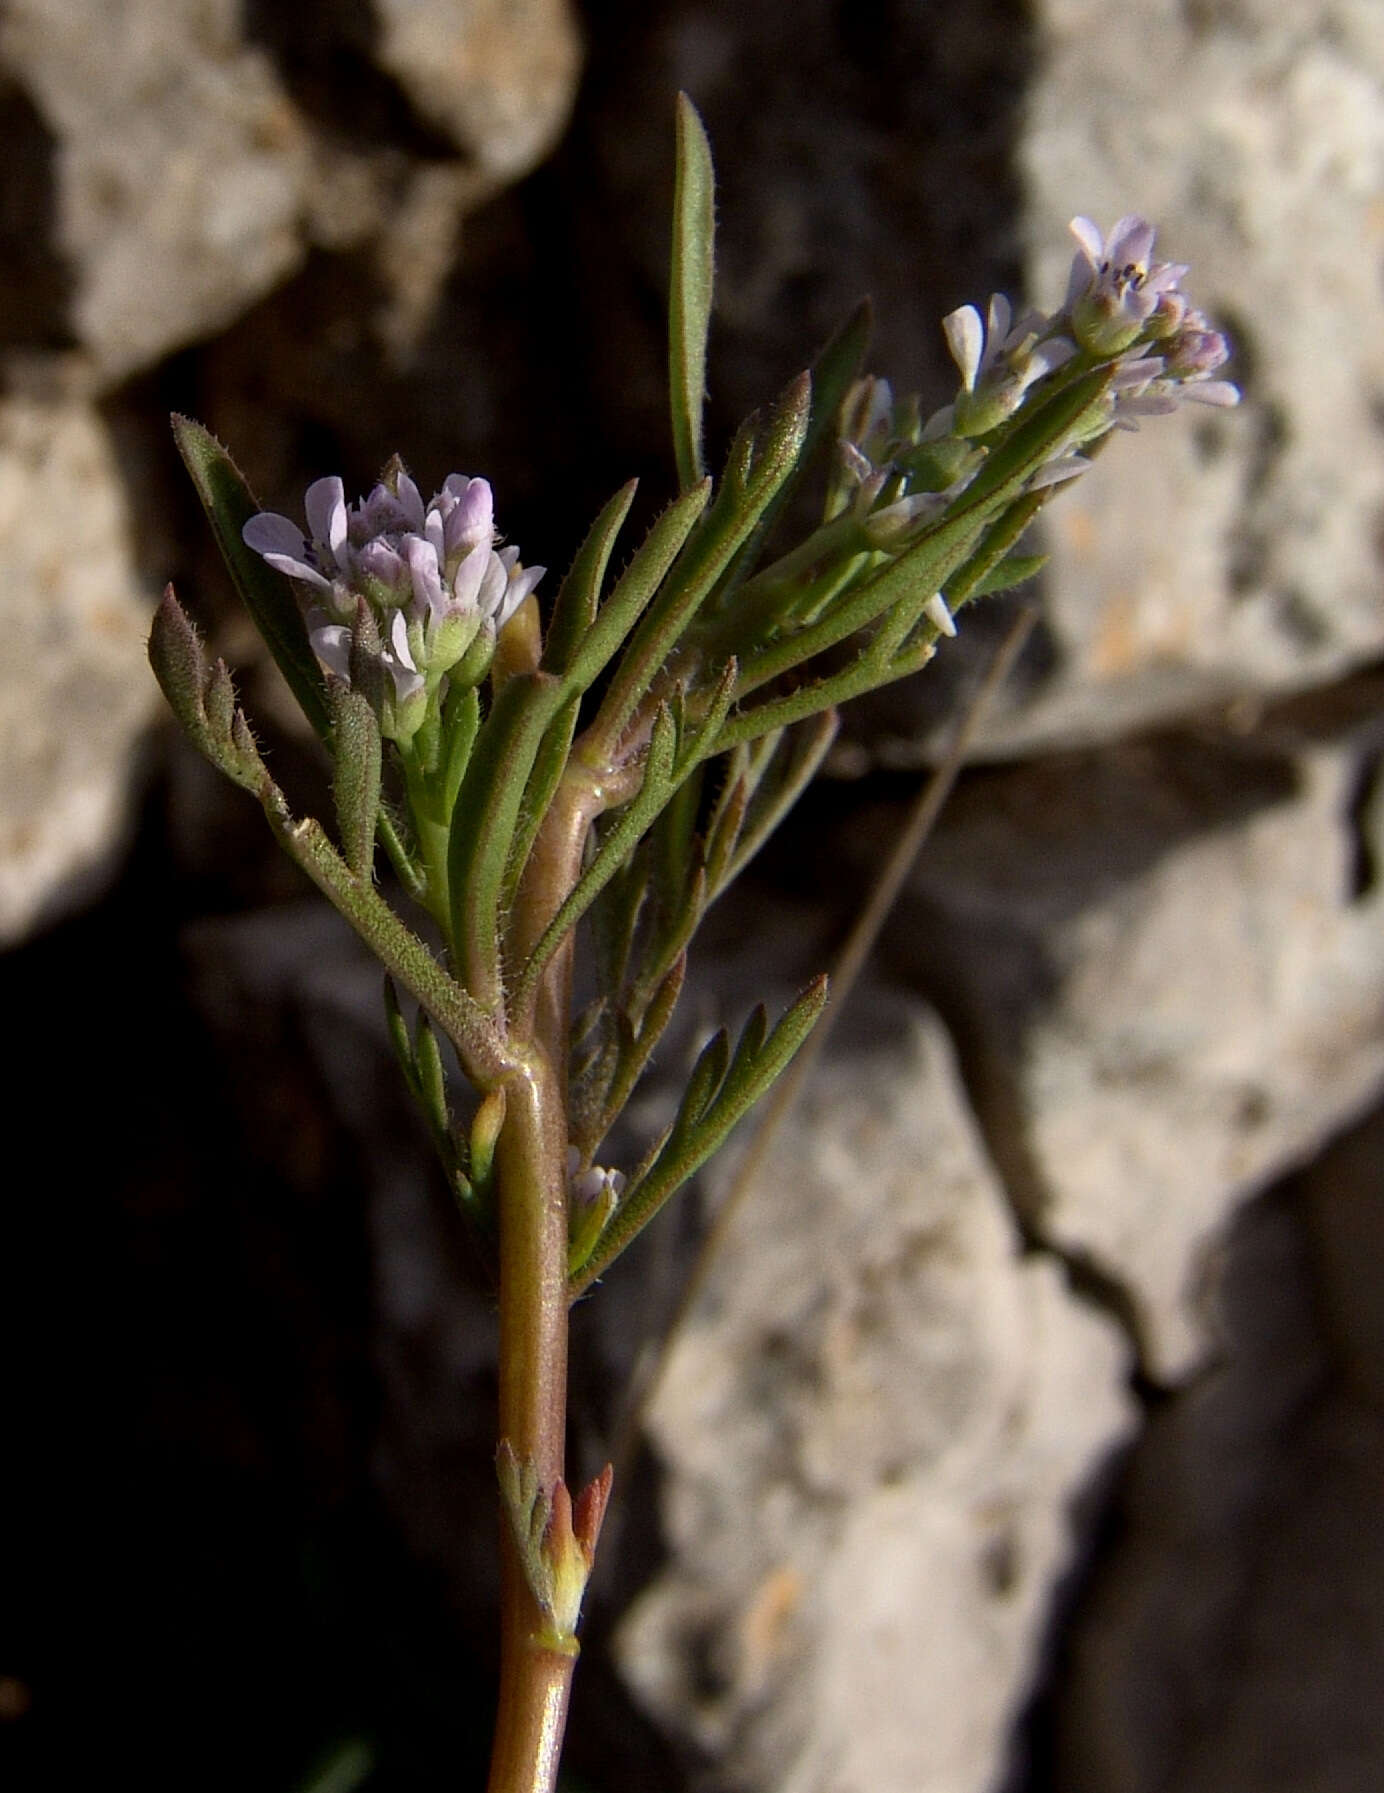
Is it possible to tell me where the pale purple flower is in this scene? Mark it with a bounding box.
[1064,215,1190,355]
[241,466,545,699]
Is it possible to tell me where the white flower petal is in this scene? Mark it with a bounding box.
[942,305,984,391]
[1068,216,1105,267]
[305,477,347,561]
[259,551,331,590]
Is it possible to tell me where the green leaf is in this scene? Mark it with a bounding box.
[570,976,829,1295]
[446,670,567,1012]
[727,366,1113,715]
[383,977,418,1093]
[171,414,329,740]
[259,795,510,1087]
[588,374,811,756]
[439,682,482,823]
[582,954,688,1159]
[502,692,583,917]
[541,479,638,678]
[966,552,1047,600]
[704,299,873,620]
[671,1025,732,1144]
[150,591,270,793]
[148,585,211,743]
[560,479,711,698]
[669,93,716,492]
[328,679,382,879]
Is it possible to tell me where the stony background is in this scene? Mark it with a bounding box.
[2,1,1381,1791]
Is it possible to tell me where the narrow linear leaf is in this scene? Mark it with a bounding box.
[570,977,829,1295]
[383,977,418,1095]
[376,805,427,903]
[171,414,329,739]
[329,679,383,879]
[502,692,583,917]
[706,298,873,618]
[672,1026,732,1146]
[703,764,751,892]
[204,659,236,743]
[591,856,649,1003]
[730,366,1113,707]
[630,864,706,1018]
[673,657,738,778]
[669,93,716,492]
[648,764,704,935]
[446,670,567,1012]
[966,553,1047,600]
[958,364,1113,511]
[440,682,482,823]
[259,796,511,1086]
[947,491,1048,611]
[148,586,211,741]
[589,374,811,755]
[542,479,638,677]
[413,1012,451,1144]
[588,954,688,1152]
[561,479,711,697]
[716,1001,769,1115]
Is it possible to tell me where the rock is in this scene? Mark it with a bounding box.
[373,0,580,183]
[0,388,159,942]
[1003,0,1384,749]
[1054,1098,1384,1793]
[0,0,582,385]
[1,0,309,383]
[882,676,1384,1378]
[617,994,1134,1793]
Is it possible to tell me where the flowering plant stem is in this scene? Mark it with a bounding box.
[489,1048,573,1793]
[149,91,1240,1793]
[487,778,591,1793]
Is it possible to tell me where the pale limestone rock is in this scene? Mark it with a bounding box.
[1002,0,1384,747]
[618,997,1133,1793]
[892,683,1384,1378]
[373,0,581,182]
[1,0,309,383]
[0,393,158,940]
[0,0,583,385]
[1058,1107,1384,1793]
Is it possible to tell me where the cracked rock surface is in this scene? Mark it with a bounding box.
[2,2,1382,1790]
[618,993,1135,1793]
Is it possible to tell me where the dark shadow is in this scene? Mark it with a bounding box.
[0,75,76,353]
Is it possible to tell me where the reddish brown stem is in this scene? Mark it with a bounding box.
[485,770,607,1793]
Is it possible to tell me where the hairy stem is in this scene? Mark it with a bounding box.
[487,1050,574,1793]
[486,768,607,1793]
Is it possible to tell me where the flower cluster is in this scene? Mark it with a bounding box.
[243,464,544,743]
[832,213,1238,579]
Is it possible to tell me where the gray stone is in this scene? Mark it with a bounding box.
[374,0,580,183]
[0,0,582,384]
[1,0,309,382]
[1001,0,1384,749]
[0,389,159,941]
[1056,1102,1384,1793]
[885,679,1384,1378]
[617,995,1134,1793]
